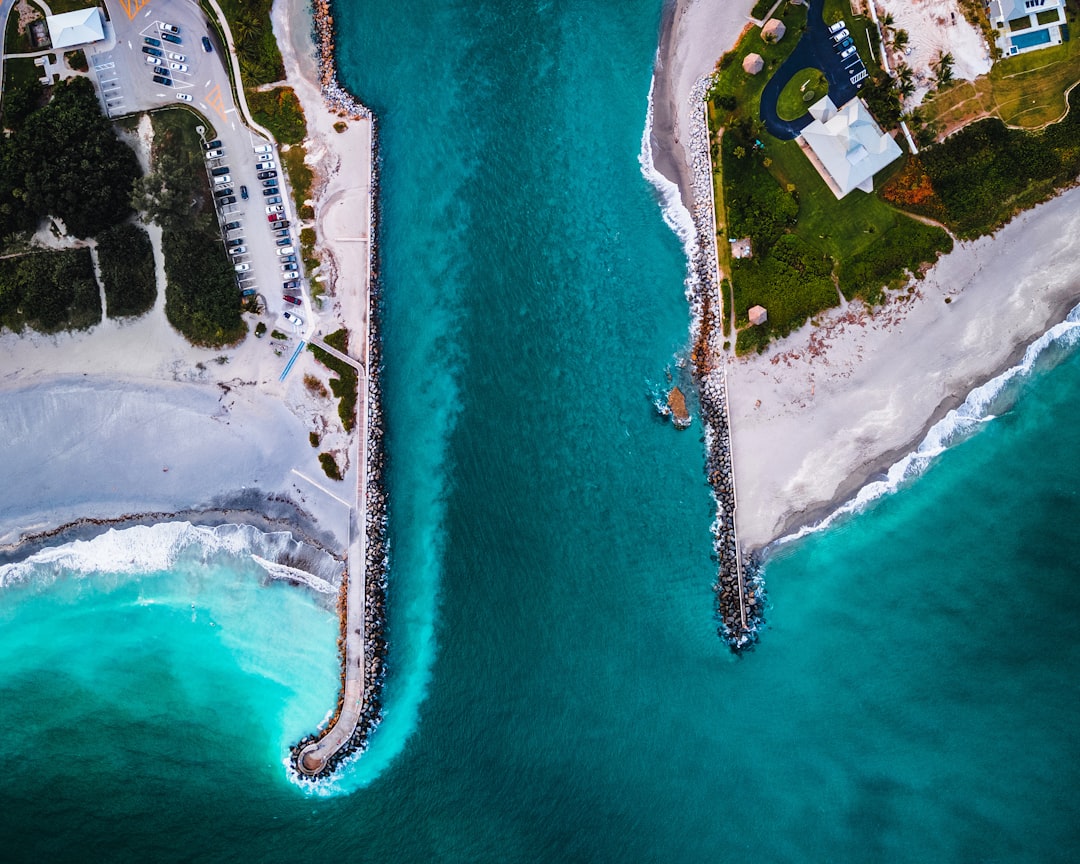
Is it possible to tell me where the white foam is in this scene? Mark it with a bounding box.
[775,306,1080,548]
[640,69,696,257]
[0,521,339,591]
[251,554,337,595]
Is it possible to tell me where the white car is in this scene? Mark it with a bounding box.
[828,19,846,33]
[831,28,850,43]
[282,311,303,326]
[214,174,232,185]
[276,245,295,256]
[265,204,284,214]
[253,144,272,154]
[255,160,275,171]
[228,246,247,256]
[146,56,162,65]
[161,22,179,33]
[167,51,186,61]
[281,269,299,280]
[205,148,223,159]
[234,263,251,273]
[170,62,189,72]
[175,93,193,102]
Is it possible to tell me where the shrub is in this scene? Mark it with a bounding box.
[318,452,343,481]
[838,218,953,302]
[162,227,245,346]
[309,331,357,432]
[247,87,306,145]
[0,248,100,333]
[97,223,156,317]
[309,431,320,447]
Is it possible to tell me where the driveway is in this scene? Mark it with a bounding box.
[758,0,862,140]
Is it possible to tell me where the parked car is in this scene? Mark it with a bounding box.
[275,220,291,230]
[839,45,858,61]
[282,293,302,305]
[170,62,189,72]
[265,204,284,214]
[835,36,853,51]
[213,187,233,198]
[276,245,295,256]
[275,237,291,246]
[282,311,303,326]
[240,185,249,200]
[175,92,192,102]
[210,166,229,176]
[275,228,290,238]
[161,22,179,33]
[256,170,277,180]
[242,288,257,298]
[279,256,297,266]
[167,51,186,61]
[146,56,162,66]
[228,246,246,256]
[262,178,278,188]
[142,46,163,57]
[234,263,251,273]
[217,195,236,207]
[255,161,275,171]
[214,174,232,185]
[205,148,223,159]
[267,213,283,223]
[266,195,282,205]
[161,32,182,45]
[226,238,244,247]
[253,144,273,154]
[144,36,161,47]
[205,139,222,149]
[281,270,299,280]
[202,36,213,52]
[152,75,172,86]
[828,19,846,33]
[831,28,849,43]
[224,221,241,230]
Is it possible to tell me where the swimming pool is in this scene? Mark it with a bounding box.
[1011,28,1053,50]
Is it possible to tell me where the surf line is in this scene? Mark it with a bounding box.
[289,0,389,781]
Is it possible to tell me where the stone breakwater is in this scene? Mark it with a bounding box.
[288,0,388,780]
[683,75,764,652]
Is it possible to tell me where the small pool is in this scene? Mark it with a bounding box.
[1011,28,1052,50]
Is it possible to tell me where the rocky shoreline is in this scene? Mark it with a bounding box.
[288,0,389,779]
[681,75,765,652]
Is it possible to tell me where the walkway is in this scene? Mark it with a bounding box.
[309,335,363,371]
[758,0,859,139]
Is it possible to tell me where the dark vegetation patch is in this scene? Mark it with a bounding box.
[0,248,99,333]
[97,223,156,318]
[309,329,357,433]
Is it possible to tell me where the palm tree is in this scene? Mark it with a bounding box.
[932,51,955,87]
[892,28,909,51]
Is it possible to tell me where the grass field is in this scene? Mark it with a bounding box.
[777,68,828,120]
[708,0,949,353]
[923,0,1080,131]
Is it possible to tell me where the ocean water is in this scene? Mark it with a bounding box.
[1,0,1079,860]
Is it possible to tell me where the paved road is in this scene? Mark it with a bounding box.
[758,0,861,140]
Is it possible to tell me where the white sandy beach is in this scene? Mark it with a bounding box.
[0,0,371,556]
[658,0,1080,550]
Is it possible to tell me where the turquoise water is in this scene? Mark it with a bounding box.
[2,0,1080,860]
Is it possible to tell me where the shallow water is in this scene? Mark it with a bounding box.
[1,1,1078,860]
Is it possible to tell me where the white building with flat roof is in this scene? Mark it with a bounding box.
[46,7,105,50]
[989,0,1066,55]
[797,96,902,199]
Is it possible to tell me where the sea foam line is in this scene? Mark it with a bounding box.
[775,304,1080,548]
[639,69,697,259]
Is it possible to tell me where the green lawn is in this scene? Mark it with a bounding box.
[709,0,950,352]
[777,68,828,120]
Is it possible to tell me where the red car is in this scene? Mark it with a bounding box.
[268,213,282,222]
[282,294,302,306]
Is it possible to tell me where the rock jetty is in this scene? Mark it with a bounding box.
[289,0,389,780]
[683,76,765,652]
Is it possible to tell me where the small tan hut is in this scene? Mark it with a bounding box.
[761,18,786,43]
[742,52,764,75]
[748,305,768,326]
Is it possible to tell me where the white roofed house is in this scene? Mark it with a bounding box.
[989,0,1066,56]
[45,7,105,50]
[796,96,902,199]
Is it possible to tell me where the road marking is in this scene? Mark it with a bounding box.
[206,84,228,122]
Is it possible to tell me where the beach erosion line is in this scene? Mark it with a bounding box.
[772,301,1080,551]
[641,66,763,651]
[286,0,391,787]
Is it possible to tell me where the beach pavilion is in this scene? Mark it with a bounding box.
[796,95,902,199]
[45,7,105,50]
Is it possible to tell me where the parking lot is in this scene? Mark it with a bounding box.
[90,0,308,332]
